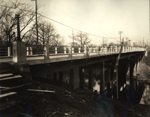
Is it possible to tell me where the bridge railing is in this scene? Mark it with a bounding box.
[0,44,146,57]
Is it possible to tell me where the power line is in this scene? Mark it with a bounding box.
[0,4,120,42]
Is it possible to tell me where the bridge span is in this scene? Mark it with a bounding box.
[0,43,146,100]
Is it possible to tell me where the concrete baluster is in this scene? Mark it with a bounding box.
[44,43,49,60]
[68,45,72,57]
[8,47,11,56]
[30,47,33,55]
[104,47,106,54]
[64,47,66,54]
[101,47,103,53]
[115,46,117,53]
[26,47,29,56]
[122,46,124,53]
[84,45,88,57]
[78,47,81,53]
[93,48,95,52]
[110,46,112,54]
[55,47,57,54]
[72,47,74,54]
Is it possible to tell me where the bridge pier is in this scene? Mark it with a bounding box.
[79,68,85,89]
[59,71,63,84]
[88,68,94,91]
[100,62,105,96]
[105,67,111,97]
[70,67,80,89]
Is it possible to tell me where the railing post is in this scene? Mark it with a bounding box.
[101,47,103,54]
[78,47,81,53]
[97,46,99,54]
[72,47,74,53]
[104,47,106,54]
[122,46,124,52]
[8,47,11,56]
[110,46,112,54]
[64,47,66,54]
[55,47,57,54]
[30,47,33,55]
[115,46,117,53]
[93,48,95,53]
[68,45,72,57]
[26,47,29,56]
[44,43,49,60]
[84,45,89,57]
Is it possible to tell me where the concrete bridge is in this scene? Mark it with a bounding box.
[0,41,146,100]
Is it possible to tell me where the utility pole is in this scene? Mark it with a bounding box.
[103,37,105,47]
[31,0,38,44]
[143,37,144,47]
[72,30,74,47]
[126,37,128,46]
[118,31,123,45]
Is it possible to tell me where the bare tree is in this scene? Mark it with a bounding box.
[0,0,36,46]
[74,31,91,46]
[30,21,62,45]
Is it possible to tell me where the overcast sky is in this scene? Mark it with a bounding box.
[15,0,150,45]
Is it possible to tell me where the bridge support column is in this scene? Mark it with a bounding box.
[44,43,49,60]
[106,67,111,97]
[100,62,105,96]
[112,59,119,99]
[80,68,85,89]
[59,71,63,84]
[70,67,80,89]
[88,68,93,91]
[53,72,58,82]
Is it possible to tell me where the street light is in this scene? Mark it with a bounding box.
[31,0,38,44]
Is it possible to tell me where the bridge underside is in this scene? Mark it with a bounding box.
[23,51,144,100]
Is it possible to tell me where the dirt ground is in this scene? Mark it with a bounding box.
[0,79,150,117]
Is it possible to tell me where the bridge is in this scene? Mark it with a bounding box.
[0,41,146,101]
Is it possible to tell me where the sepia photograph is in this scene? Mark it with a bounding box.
[0,0,150,116]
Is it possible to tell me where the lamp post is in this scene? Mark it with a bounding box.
[31,0,38,44]
[15,14,21,41]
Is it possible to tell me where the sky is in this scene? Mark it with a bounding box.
[6,0,150,45]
